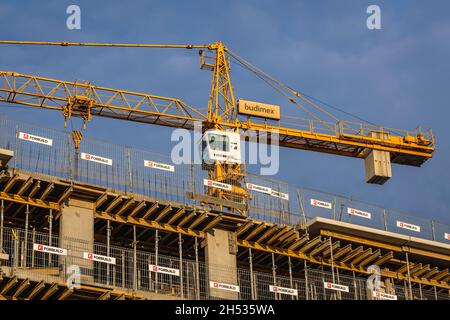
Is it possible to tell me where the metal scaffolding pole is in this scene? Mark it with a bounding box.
[23,204,29,268]
[249,248,255,300]
[194,237,200,300]
[352,271,358,300]
[0,199,4,252]
[48,209,53,267]
[121,250,125,289]
[179,234,184,298]
[383,209,388,231]
[329,237,335,283]
[271,252,277,300]
[106,220,111,286]
[304,259,309,300]
[31,228,36,268]
[155,229,159,293]
[133,225,137,291]
[405,252,413,300]
[288,256,294,300]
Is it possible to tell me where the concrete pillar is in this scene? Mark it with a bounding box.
[59,198,94,282]
[204,228,239,299]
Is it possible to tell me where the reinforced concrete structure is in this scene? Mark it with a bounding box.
[0,120,448,300]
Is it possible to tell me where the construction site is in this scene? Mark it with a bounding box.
[0,39,448,302]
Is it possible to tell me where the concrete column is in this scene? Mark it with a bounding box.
[204,228,238,299]
[59,198,94,282]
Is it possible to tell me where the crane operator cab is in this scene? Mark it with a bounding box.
[201,130,241,164]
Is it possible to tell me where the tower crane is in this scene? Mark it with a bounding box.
[0,40,435,215]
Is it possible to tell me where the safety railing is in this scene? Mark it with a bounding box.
[0,115,448,244]
[1,227,447,300]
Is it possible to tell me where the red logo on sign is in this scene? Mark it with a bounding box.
[153,266,158,272]
[313,200,317,205]
[327,283,332,289]
[148,161,153,167]
[88,253,93,260]
[38,245,43,251]
[248,183,253,189]
[273,286,278,292]
[400,222,404,227]
[23,133,29,140]
[207,181,212,186]
[85,154,90,160]
[213,282,218,288]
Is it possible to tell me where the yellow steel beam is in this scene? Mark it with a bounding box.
[142,202,159,219]
[202,215,221,232]
[244,223,266,241]
[177,211,195,228]
[236,221,254,237]
[2,174,18,193]
[288,236,309,250]
[187,213,208,229]
[104,195,123,213]
[154,205,172,222]
[320,229,450,262]
[97,291,111,300]
[299,235,322,253]
[26,281,45,300]
[372,252,394,266]
[332,244,353,260]
[255,225,279,243]
[322,241,341,258]
[0,191,60,211]
[57,288,73,300]
[12,279,30,298]
[95,210,205,238]
[57,187,72,204]
[167,207,185,225]
[16,177,33,196]
[116,197,135,216]
[129,200,146,218]
[0,70,434,167]
[237,239,450,289]
[95,192,108,208]
[0,276,17,295]
[39,183,54,200]
[40,283,58,300]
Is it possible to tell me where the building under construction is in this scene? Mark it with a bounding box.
[0,41,448,301]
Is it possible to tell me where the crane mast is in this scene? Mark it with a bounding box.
[0,40,436,215]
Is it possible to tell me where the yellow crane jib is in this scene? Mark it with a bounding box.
[0,40,436,202]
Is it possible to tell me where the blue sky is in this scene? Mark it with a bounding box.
[0,0,449,225]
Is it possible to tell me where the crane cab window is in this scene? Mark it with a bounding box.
[207,133,229,152]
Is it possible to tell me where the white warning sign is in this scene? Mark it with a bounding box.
[271,190,289,200]
[144,160,175,172]
[445,233,450,241]
[209,281,240,292]
[81,152,113,166]
[246,183,272,195]
[310,198,332,209]
[204,179,232,191]
[396,221,421,232]
[372,291,397,300]
[149,264,180,276]
[19,132,53,146]
[269,285,298,297]
[347,207,372,219]
[323,282,349,292]
[33,243,67,256]
[83,252,116,265]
